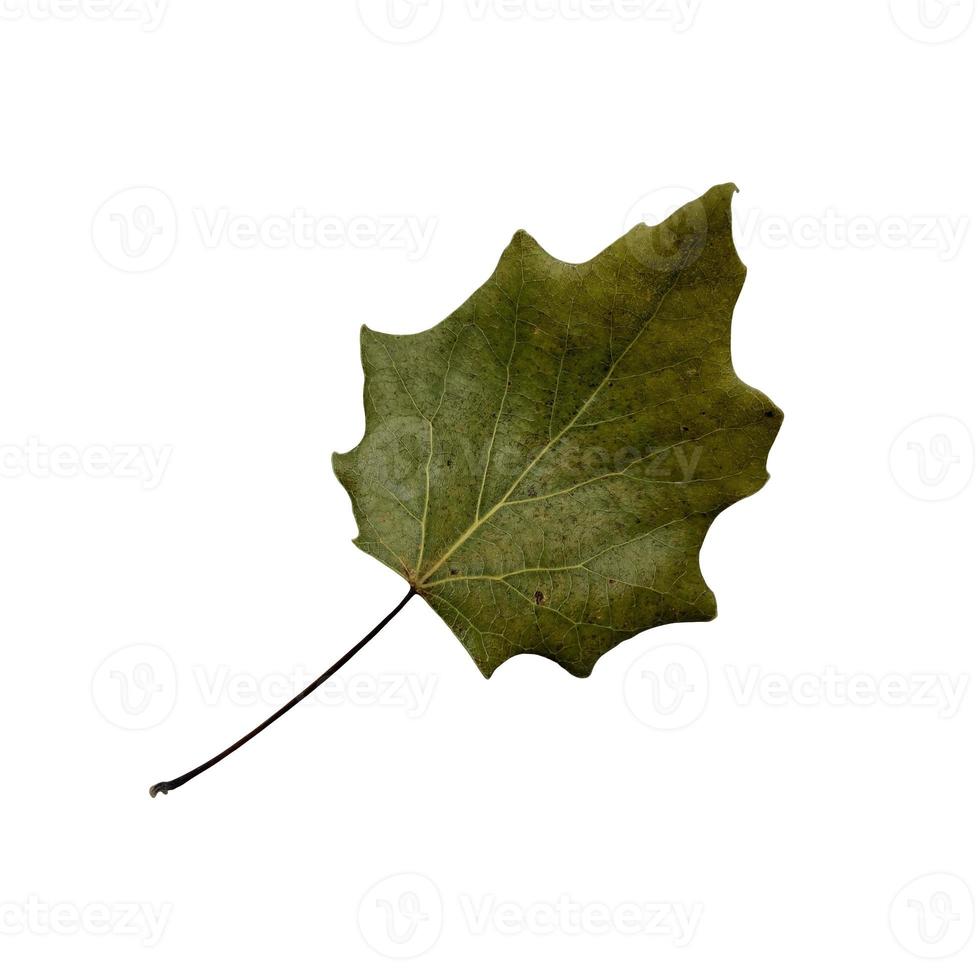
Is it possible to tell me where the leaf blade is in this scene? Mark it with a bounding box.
[334,183,782,677]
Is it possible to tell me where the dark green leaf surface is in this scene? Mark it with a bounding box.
[334,184,782,677]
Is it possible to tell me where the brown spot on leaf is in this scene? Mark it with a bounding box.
[533,590,544,605]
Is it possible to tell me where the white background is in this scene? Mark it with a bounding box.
[1,1,977,976]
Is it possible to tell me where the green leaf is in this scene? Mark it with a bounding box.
[334,184,782,678]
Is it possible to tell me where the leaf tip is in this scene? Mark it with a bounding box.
[509,227,549,254]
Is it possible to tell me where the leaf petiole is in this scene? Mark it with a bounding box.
[149,585,416,798]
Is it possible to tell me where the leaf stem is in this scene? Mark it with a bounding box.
[149,585,416,798]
